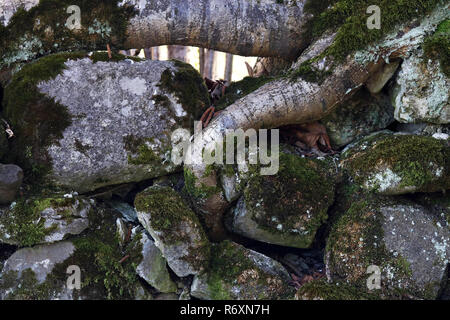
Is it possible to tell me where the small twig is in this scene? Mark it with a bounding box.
[106,44,112,59]
[119,255,130,264]
[124,225,132,243]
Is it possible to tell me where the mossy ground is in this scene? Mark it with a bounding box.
[0,0,136,69]
[296,279,381,300]
[293,0,443,82]
[242,152,336,247]
[342,133,450,192]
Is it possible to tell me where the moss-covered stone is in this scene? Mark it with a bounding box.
[229,151,336,248]
[341,132,450,194]
[158,59,210,123]
[423,19,450,77]
[326,195,450,299]
[191,240,294,300]
[293,0,443,82]
[0,195,93,247]
[2,52,87,186]
[134,185,211,277]
[0,0,136,70]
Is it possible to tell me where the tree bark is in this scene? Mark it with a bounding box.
[1,0,310,60]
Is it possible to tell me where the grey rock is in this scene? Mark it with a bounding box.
[116,217,128,246]
[136,232,177,293]
[391,49,449,124]
[9,56,207,193]
[191,241,294,300]
[341,131,450,195]
[0,164,23,204]
[326,198,450,299]
[0,196,93,246]
[108,200,138,223]
[135,185,211,277]
[0,241,75,299]
[220,169,241,203]
[228,153,336,248]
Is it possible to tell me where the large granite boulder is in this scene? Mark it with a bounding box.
[2,52,209,192]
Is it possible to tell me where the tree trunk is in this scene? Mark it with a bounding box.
[0,0,310,71]
[204,49,215,79]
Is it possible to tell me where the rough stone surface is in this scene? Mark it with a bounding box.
[228,152,336,248]
[190,241,294,300]
[326,197,450,299]
[0,164,23,204]
[14,57,203,192]
[391,49,449,124]
[135,185,211,277]
[136,232,177,293]
[0,196,93,246]
[321,89,394,148]
[0,241,75,300]
[341,131,450,195]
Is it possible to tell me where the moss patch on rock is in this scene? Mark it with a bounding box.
[237,151,336,248]
[295,279,381,300]
[423,19,450,77]
[204,240,294,300]
[0,198,60,247]
[1,52,90,186]
[341,132,450,194]
[134,185,211,274]
[159,60,210,122]
[0,0,136,69]
[293,0,443,82]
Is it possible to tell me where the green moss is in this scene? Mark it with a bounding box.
[183,167,221,201]
[134,185,210,271]
[0,269,62,300]
[205,241,293,300]
[89,51,143,63]
[0,198,61,247]
[342,133,450,192]
[159,60,210,122]
[290,58,332,84]
[423,19,450,77]
[215,76,275,111]
[242,152,336,247]
[0,0,137,69]
[294,0,443,82]
[48,208,143,300]
[2,52,88,186]
[296,279,380,300]
[325,197,421,299]
[123,134,168,167]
